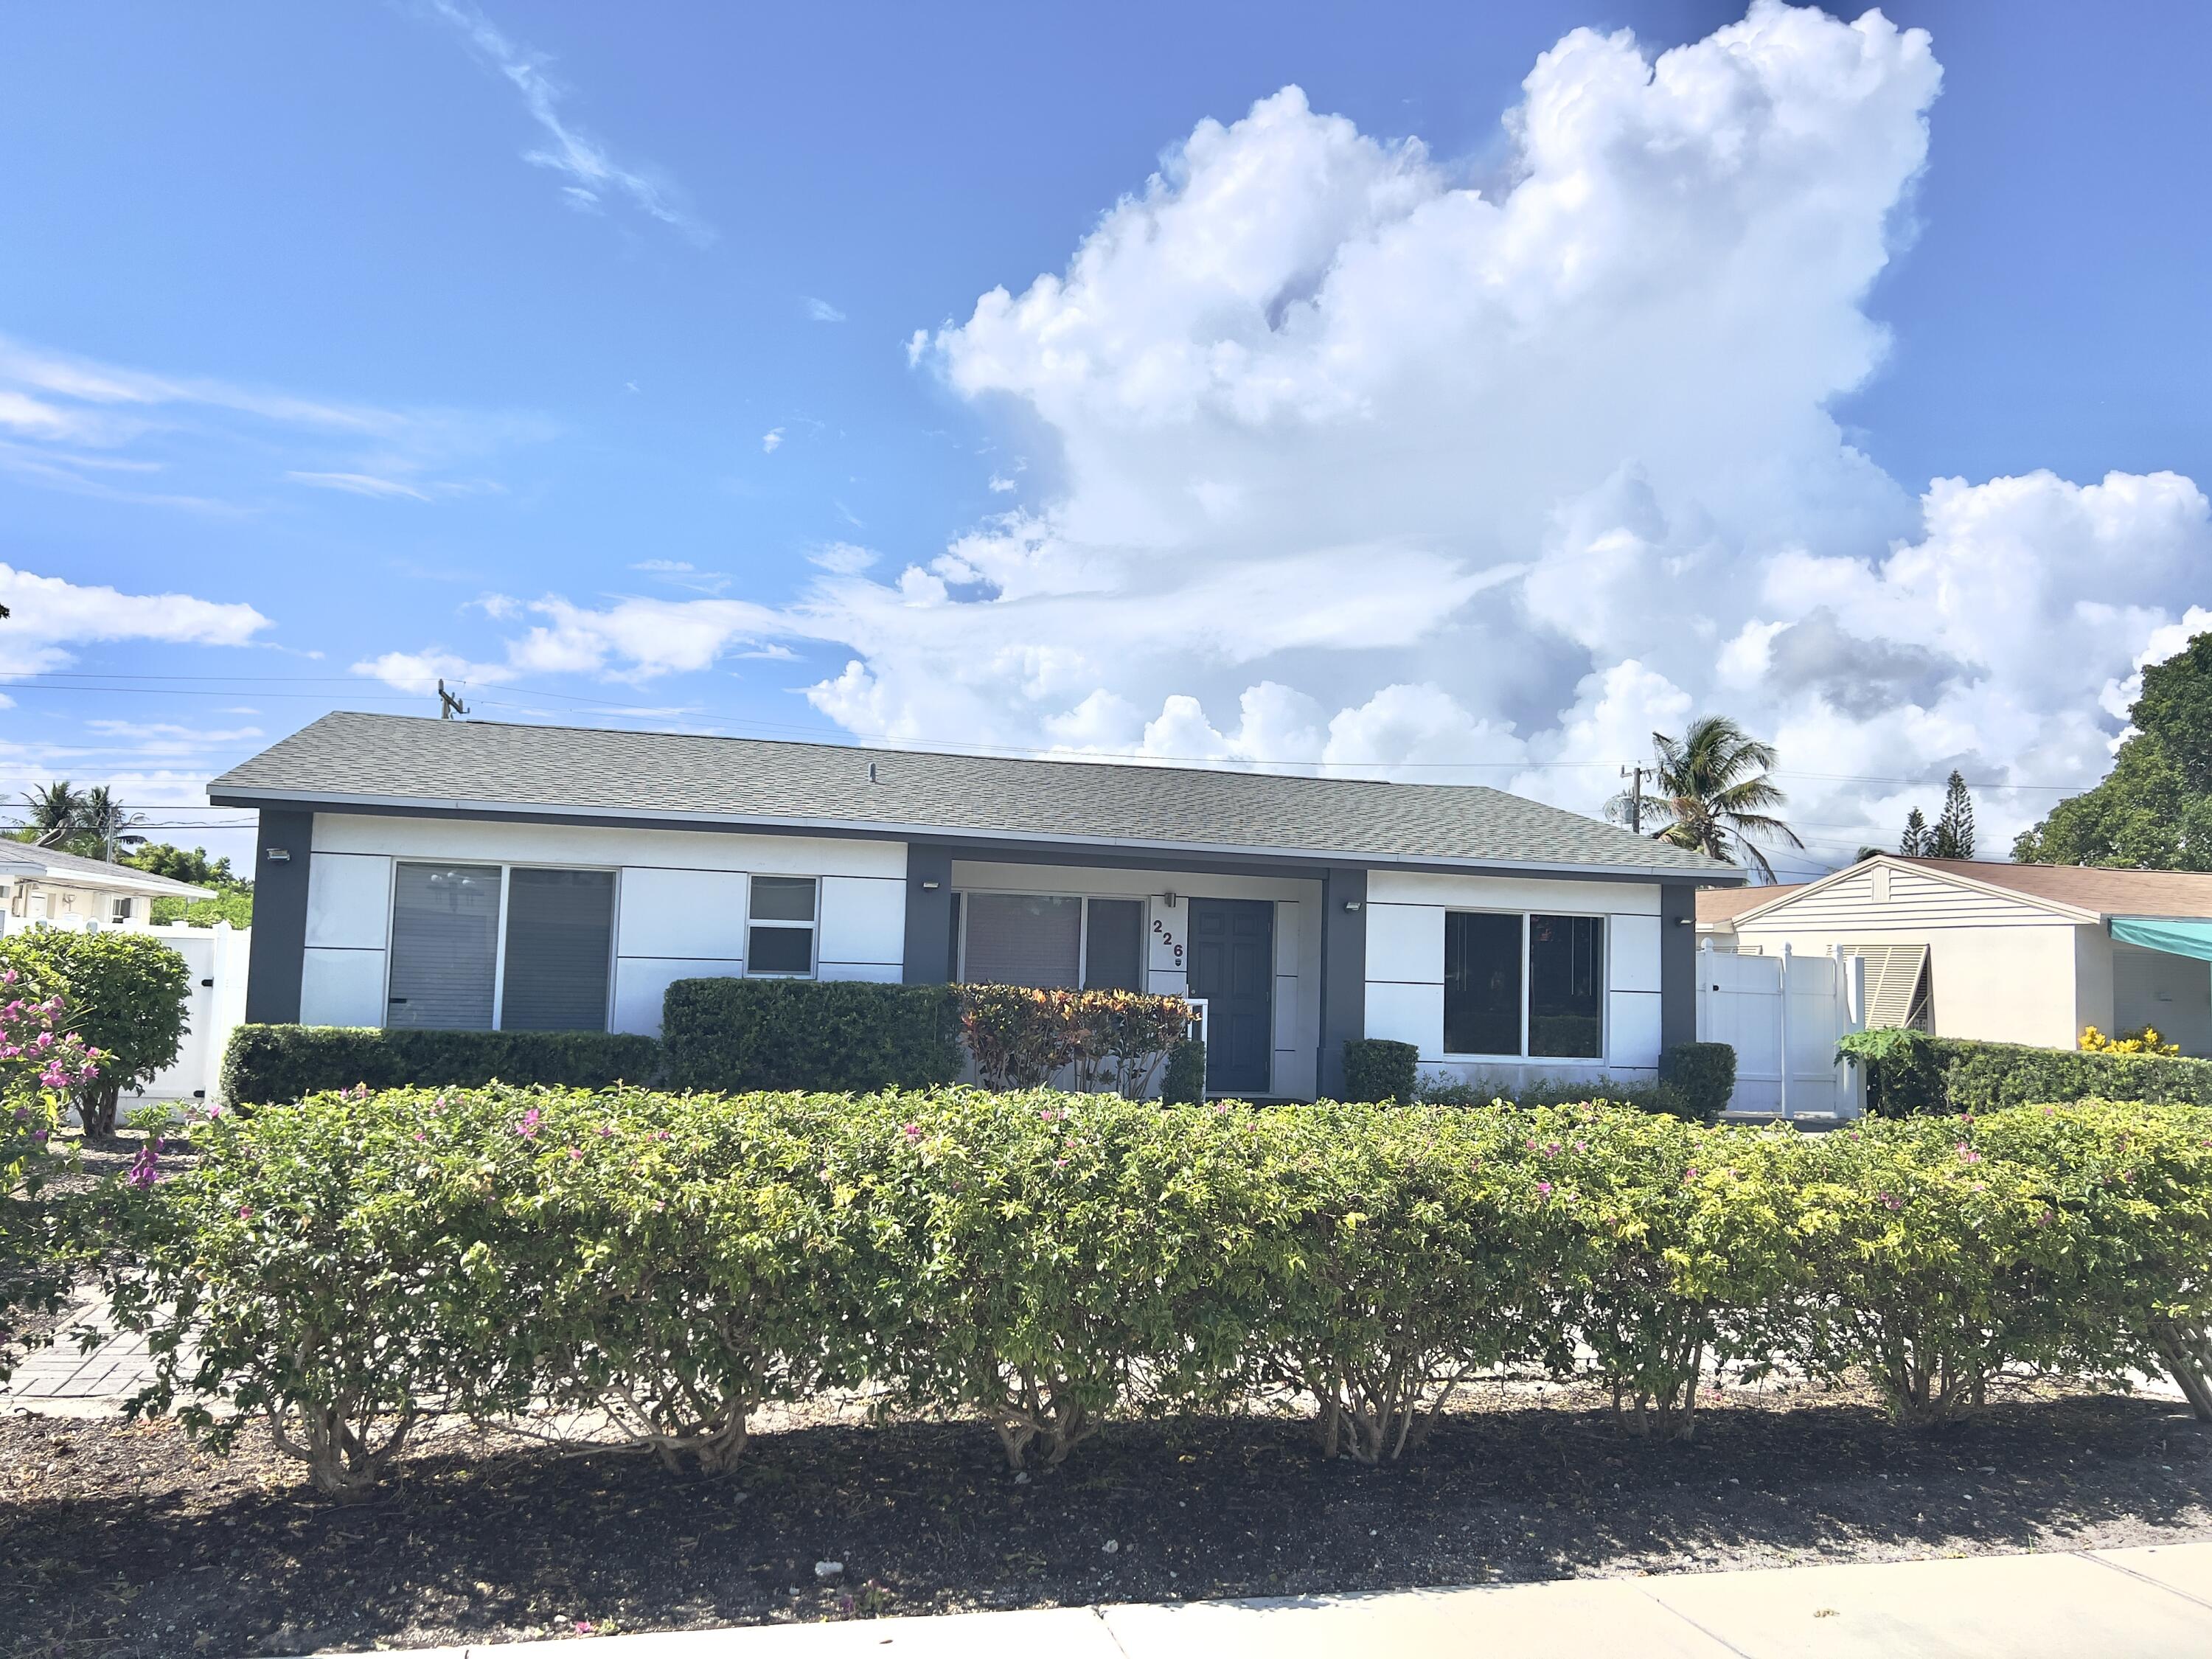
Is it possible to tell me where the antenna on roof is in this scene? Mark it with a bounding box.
[437,679,469,721]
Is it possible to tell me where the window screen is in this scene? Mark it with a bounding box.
[1444,911,1522,1055]
[388,863,501,1029]
[1083,898,1145,990]
[500,868,614,1031]
[747,875,817,976]
[1529,914,1604,1058]
[963,893,1081,987]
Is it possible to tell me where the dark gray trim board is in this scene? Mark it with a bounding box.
[243,810,312,1025]
[1317,866,1368,1099]
[902,845,954,986]
[1659,881,1698,1054]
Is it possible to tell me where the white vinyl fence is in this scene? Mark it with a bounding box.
[1696,940,1866,1120]
[119,922,251,1113]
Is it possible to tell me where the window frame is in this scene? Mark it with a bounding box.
[742,873,821,980]
[383,859,620,1032]
[953,889,1150,992]
[1440,908,1609,1062]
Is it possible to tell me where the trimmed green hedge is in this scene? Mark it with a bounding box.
[661,978,962,1093]
[1342,1037,1419,1104]
[105,1090,2212,1492]
[1660,1041,1737,1124]
[220,1025,664,1107]
[1839,1029,2212,1117]
[1161,1037,1207,1103]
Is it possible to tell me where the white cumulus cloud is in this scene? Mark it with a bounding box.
[0,563,271,678]
[367,1,2212,872]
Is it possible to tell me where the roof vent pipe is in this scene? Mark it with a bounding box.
[868,762,879,784]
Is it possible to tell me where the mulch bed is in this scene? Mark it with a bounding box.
[3,1380,2208,1658]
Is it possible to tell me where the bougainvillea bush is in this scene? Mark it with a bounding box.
[100,1090,2212,1492]
[0,967,101,1380]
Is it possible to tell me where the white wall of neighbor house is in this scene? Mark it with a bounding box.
[2109,939,2212,1054]
[949,860,1325,1099]
[1362,870,1664,1089]
[300,813,906,1035]
[1727,863,2092,1048]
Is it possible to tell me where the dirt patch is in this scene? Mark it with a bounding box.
[3,1380,2207,1657]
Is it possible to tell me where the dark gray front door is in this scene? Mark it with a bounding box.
[1188,897,1273,1095]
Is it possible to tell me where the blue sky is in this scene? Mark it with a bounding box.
[2,1,2208,876]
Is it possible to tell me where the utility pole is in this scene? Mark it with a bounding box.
[437,679,469,720]
[1620,763,1644,833]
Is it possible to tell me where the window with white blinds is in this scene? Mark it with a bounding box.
[386,863,616,1032]
[388,863,501,1029]
[501,868,616,1031]
[746,875,818,977]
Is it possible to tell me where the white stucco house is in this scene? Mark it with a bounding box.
[208,713,1741,1099]
[0,842,213,936]
[1697,854,2212,1056]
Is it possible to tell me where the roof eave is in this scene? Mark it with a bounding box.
[206,784,1743,883]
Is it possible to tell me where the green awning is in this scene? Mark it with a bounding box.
[2111,916,2212,964]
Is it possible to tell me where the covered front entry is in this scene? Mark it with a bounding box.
[1189,897,1274,1095]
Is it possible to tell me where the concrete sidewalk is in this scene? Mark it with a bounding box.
[337,1541,2212,1658]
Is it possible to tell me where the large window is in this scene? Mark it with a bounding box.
[959,893,1149,990]
[386,862,615,1032]
[1443,911,1604,1060]
[746,875,818,977]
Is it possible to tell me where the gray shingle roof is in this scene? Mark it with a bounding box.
[208,712,1739,879]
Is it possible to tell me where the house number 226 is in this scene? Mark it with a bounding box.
[1151,918,1183,962]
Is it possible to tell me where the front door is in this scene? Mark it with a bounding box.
[1188,897,1274,1095]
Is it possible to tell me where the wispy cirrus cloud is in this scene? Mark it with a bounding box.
[802,297,846,324]
[426,1,713,245]
[0,333,547,509]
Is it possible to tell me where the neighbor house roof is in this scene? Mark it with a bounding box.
[0,841,215,899]
[1713,853,2212,931]
[208,712,1741,880]
[1697,881,1807,927]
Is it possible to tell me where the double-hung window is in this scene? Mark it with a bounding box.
[746,876,818,977]
[957,893,1146,990]
[386,862,616,1032]
[1443,911,1604,1060]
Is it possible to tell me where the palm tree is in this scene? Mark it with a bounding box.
[77,786,146,860]
[1608,716,1805,882]
[21,780,85,848]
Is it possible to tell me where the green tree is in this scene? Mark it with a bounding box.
[1608,715,1804,882]
[1898,807,1931,857]
[20,781,86,849]
[125,843,246,891]
[0,931,191,1138]
[2015,630,2212,869]
[1928,771,1975,859]
[150,891,254,929]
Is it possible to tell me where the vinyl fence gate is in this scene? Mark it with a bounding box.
[1695,940,1866,1121]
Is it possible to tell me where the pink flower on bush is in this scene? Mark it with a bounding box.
[902,1122,923,1141]
[515,1107,543,1139]
[1955,1144,1982,1164]
[567,1146,584,1161]
[1537,1180,1554,1197]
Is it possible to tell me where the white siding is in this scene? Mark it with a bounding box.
[299,945,386,1027]
[306,814,910,1037]
[1362,870,1667,1085]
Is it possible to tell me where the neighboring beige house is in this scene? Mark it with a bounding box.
[0,842,212,937]
[1697,855,2212,1056]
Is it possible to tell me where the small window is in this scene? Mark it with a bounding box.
[1528,914,1604,1059]
[501,868,615,1031]
[748,875,818,977]
[111,896,134,923]
[1445,912,1522,1056]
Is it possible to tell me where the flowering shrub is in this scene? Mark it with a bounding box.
[0,931,186,1135]
[97,1090,2212,1492]
[1,967,102,1380]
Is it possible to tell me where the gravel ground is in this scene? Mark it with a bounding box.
[3,1379,2208,1658]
